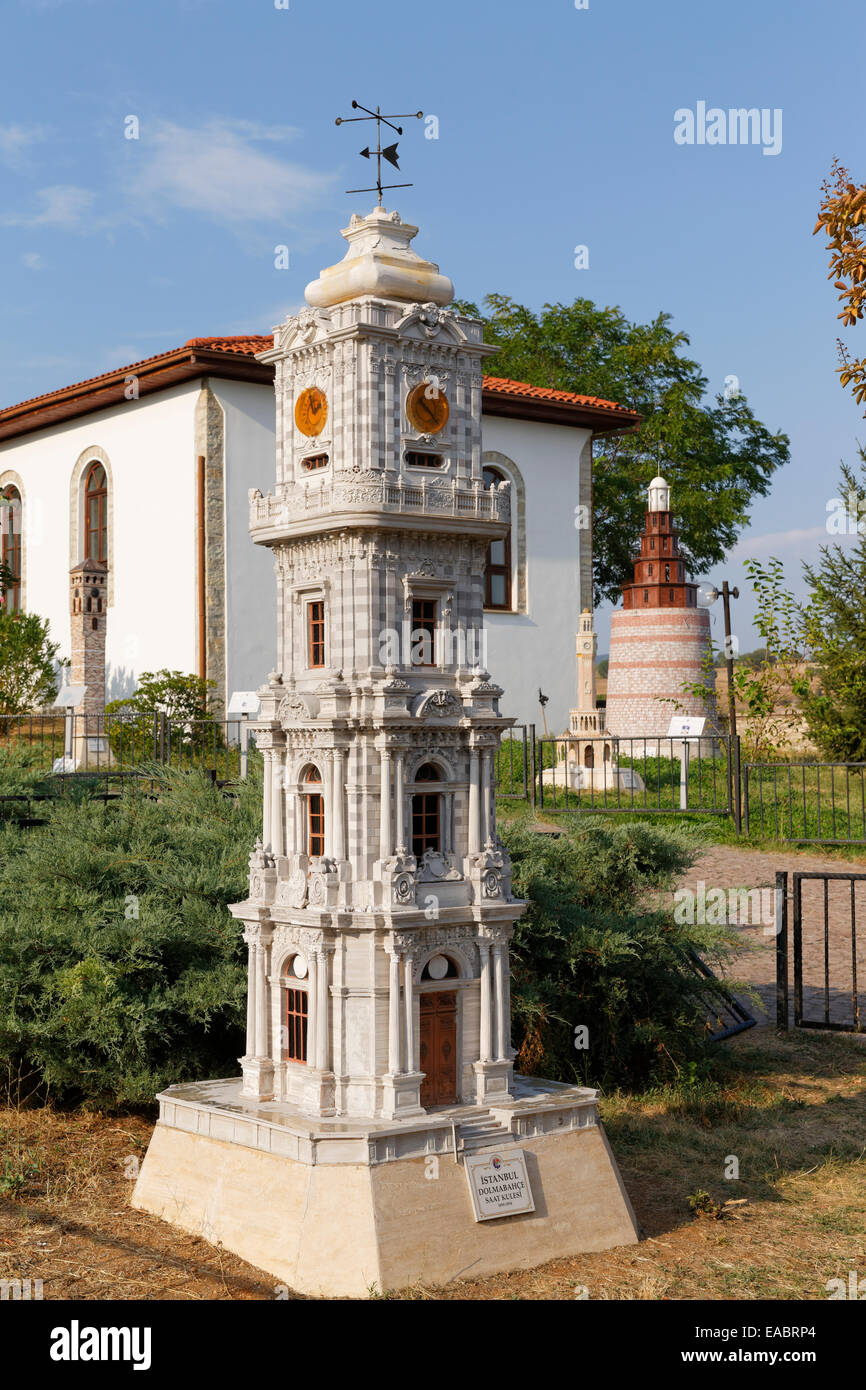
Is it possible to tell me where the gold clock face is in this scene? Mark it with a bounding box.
[406,381,449,435]
[295,386,328,438]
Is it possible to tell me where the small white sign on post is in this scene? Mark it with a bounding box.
[666,716,706,741]
[227,691,260,716]
[666,717,706,810]
[464,1147,535,1222]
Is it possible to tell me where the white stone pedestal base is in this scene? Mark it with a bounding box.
[131,1075,639,1297]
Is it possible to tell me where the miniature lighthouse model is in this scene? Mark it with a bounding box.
[133,203,638,1295]
[605,476,717,740]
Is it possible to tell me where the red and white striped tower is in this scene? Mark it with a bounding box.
[605,477,717,738]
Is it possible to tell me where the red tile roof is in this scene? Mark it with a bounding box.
[0,334,640,441]
[482,375,634,415]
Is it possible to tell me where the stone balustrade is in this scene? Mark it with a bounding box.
[250,472,510,535]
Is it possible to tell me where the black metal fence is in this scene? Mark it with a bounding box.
[530,732,734,820]
[495,726,866,848]
[776,870,866,1032]
[0,712,259,782]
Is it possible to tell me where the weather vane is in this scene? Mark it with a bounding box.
[336,101,423,206]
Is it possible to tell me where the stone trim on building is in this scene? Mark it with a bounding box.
[195,383,227,716]
[0,468,26,611]
[481,450,527,614]
[578,435,593,614]
[69,445,114,605]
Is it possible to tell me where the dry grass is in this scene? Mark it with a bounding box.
[1,1030,864,1301]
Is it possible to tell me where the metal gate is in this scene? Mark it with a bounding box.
[776,870,866,1032]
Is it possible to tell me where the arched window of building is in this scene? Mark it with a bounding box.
[84,462,108,562]
[412,762,441,857]
[1,485,22,612]
[301,765,324,858]
[282,953,310,1065]
[482,465,511,610]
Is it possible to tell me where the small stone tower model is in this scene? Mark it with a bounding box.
[69,558,107,716]
[133,204,638,1295]
[605,476,716,738]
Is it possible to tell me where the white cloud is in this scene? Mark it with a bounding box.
[0,123,48,169]
[730,525,830,558]
[20,251,44,270]
[0,185,94,229]
[124,119,334,226]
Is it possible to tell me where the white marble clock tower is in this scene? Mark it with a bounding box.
[133,206,639,1296]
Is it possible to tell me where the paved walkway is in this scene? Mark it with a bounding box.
[673,844,866,1031]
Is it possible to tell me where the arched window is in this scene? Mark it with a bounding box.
[412,763,441,857]
[84,463,108,562]
[301,765,324,858]
[1,486,22,612]
[482,465,511,610]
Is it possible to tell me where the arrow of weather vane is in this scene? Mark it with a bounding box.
[336,101,424,206]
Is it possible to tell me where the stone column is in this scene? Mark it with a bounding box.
[245,933,257,1058]
[254,940,269,1059]
[379,748,392,860]
[388,947,401,1075]
[442,791,453,854]
[480,750,491,847]
[316,948,330,1072]
[478,939,492,1063]
[394,751,406,855]
[271,748,285,857]
[332,749,346,861]
[262,751,273,850]
[306,950,319,1070]
[468,749,480,854]
[493,941,508,1061]
[402,952,415,1072]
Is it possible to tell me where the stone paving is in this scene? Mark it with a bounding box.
[673,844,866,1032]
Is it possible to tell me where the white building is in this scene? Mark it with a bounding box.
[0,249,637,729]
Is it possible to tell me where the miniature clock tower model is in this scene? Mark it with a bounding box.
[134,169,638,1293]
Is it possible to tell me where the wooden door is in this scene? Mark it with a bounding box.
[419,990,458,1107]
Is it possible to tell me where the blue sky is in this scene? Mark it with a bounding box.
[2,0,865,653]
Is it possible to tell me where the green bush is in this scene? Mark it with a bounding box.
[0,766,261,1106]
[105,669,227,767]
[502,818,739,1089]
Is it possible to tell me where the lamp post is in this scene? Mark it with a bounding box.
[702,582,740,831]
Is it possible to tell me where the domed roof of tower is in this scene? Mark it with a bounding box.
[647,475,670,511]
[304,206,454,309]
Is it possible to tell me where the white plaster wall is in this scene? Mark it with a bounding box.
[211,378,278,696]
[0,386,199,700]
[0,380,592,728]
[480,415,591,731]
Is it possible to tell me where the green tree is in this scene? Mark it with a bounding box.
[0,612,63,715]
[456,295,790,602]
[796,454,866,760]
[105,669,223,764]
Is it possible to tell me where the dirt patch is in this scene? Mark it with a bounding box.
[1,1032,863,1301]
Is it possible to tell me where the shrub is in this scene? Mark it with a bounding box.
[0,766,261,1106]
[104,669,226,766]
[0,611,63,715]
[502,818,739,1090]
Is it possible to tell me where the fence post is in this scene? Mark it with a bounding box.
[743,763,750,836]
[733,734,742,834]
[529,723,537,811]
[775,870,789,1030]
